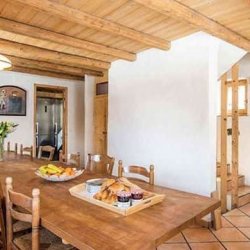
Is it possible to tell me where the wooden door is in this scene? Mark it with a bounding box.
[94,95,108,154]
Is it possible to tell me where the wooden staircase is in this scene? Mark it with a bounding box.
[226,174,245,191]
[217,163,250,210]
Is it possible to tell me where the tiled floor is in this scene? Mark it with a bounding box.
[158,202,250,250]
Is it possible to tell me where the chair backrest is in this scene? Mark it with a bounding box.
[7,142,18,154]
[0,183,6,250]
[38,146,55,161]
[86,154,115,175]
[20,145,33,159]
[5,177,40,250]
[59,150,80,168]
[118,160,155,185]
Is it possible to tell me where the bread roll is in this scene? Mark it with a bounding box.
[108,182,125,194]
[101,189,109,200]
[101,178,116,191]
[93,192,102,200]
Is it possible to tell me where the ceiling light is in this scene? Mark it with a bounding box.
[0,55,11,70]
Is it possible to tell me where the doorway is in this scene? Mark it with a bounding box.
[34,84,68,160]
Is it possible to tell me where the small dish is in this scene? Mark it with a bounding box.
[86,178,105,194]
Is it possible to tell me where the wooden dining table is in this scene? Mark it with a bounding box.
[0,153,220,250]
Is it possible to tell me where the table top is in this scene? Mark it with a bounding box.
[0,153,220,250]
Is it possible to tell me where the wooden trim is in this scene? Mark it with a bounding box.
[226,79,248,87]
[8,66,85,81]
[33,86,37,159]
[134,0,250,52]
[13,0,170,50]
[0,39,110,70]
[231,64,239,208]
[4,55,103,77]
[245,80,248,115]
[36,91,64,99]
[220,73,228,213]
[0,17,135,62]
[34,84,68,158]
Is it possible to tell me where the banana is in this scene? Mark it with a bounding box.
[39,165,49,175]
[47,164,63,173]
[46,168,60,174]
[39,164,63,175]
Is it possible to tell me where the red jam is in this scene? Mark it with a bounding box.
[117,191,131,202]
[131,189,143,200]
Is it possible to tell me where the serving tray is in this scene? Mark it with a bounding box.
[69,183,165,216]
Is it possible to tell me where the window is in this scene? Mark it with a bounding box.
[96,82,108,95]
[226,79,248,116]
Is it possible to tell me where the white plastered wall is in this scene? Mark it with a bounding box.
[108,32,246,196]
[84,75,95,162]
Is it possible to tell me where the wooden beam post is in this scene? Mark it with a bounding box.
[0,39,110,70]
[4,55,103,77]
[220,73,228,213]
[231,64,239,208]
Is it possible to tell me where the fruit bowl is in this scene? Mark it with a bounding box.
[35,164,84,182]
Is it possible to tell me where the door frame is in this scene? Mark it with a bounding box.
[33,84,68,158]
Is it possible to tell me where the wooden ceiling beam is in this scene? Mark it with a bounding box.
[7,66,85,81]
[3,55,103,77]
[134,0,250,52]
[12,0,170,50]
[0,39,110,70]
[0,17,135,61]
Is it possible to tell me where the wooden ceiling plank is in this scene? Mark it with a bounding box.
[12,0,170,50]
[3,55,103,77]
[133,0,250,51]
[0,39,110,70]
[0,17,135,61]
[7,66,85,81]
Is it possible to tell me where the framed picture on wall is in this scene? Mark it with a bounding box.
[0,85,26,116]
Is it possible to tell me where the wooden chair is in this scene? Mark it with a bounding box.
[59,150,81,168]
[86,154,115,175]
[118,160,155,185]
[6,177,40,250]
[20,145,33,159]
[7,142,18,154]
[5,177,75,250]
[37,146,55,161]
[1,182,34,250]
[0,182,6,250]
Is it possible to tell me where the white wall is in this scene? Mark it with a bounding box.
[84,75,95,161]
[0,71,85,161]
[218,42,246,78]
[108,32,247,196]
[109,32,219,196]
